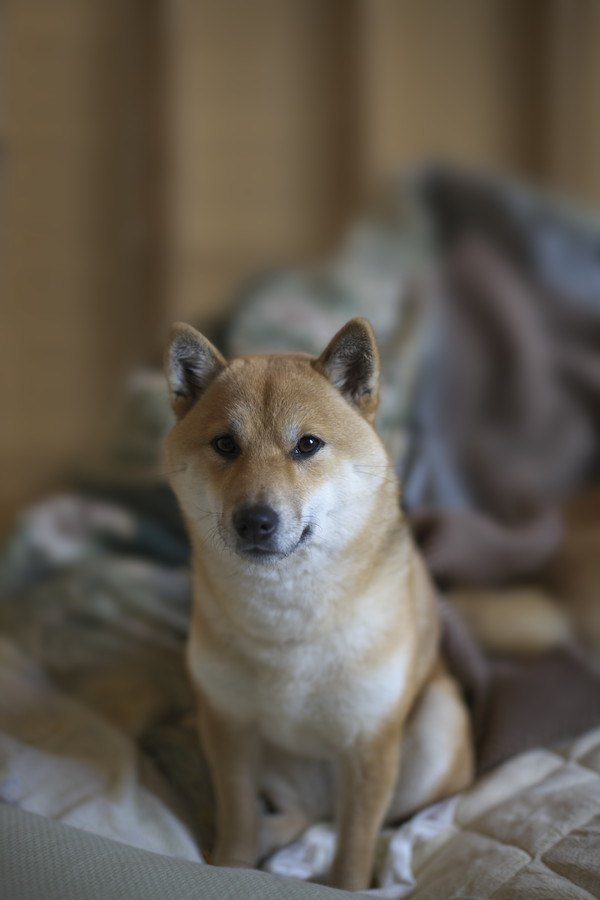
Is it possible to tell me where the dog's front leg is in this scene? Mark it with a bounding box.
[331,725,400,891]
[198,696,260,869]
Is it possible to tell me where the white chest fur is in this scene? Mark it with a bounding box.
[189,637,409,756]
[187,567,413,756]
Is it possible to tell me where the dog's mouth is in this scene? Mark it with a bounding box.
[237,524,312,562]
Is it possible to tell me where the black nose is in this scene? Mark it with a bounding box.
[233,505,279,544]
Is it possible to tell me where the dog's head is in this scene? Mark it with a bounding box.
[164,318,395,564]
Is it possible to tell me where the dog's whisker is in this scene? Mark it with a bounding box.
[190,504,218,516]
[354,463,396,469]
[152,466,188,477]
[354,468,400,487]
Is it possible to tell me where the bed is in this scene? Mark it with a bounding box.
[2,168,599,898]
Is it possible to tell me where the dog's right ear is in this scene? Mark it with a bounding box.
[314,317,380,421]
[165,323,226,418]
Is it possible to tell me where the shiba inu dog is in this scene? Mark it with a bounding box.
[164,318,473,891]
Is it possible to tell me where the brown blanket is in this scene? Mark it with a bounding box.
[397,169,600,770]
[405,169,600,587]
[442,599,600,774]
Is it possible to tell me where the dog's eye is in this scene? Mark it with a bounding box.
[292,435,324,459]
[212,435,239,458]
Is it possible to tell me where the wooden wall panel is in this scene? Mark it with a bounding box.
[359,0,544,186]
[545,0,600,206]
[164,0,360,324]
[1,0,160,525]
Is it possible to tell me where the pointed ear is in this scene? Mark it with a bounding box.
[164,322,226,418]
[314,318,380,420]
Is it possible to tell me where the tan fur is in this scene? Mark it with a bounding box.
[164,318,473,891]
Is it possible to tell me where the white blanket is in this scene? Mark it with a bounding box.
[0,638,201,863]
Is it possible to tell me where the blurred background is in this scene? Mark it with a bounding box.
[2,0,600,529]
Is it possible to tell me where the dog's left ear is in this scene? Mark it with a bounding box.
[314,318,380,420]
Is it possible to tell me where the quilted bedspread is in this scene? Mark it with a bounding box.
[388,726,600,898]
[262,727,600,898]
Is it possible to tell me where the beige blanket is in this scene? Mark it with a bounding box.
[265,727,600,898]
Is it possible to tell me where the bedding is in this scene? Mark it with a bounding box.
[2,705,599,898]
[266,726,600,899]
[1,166,600,897]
